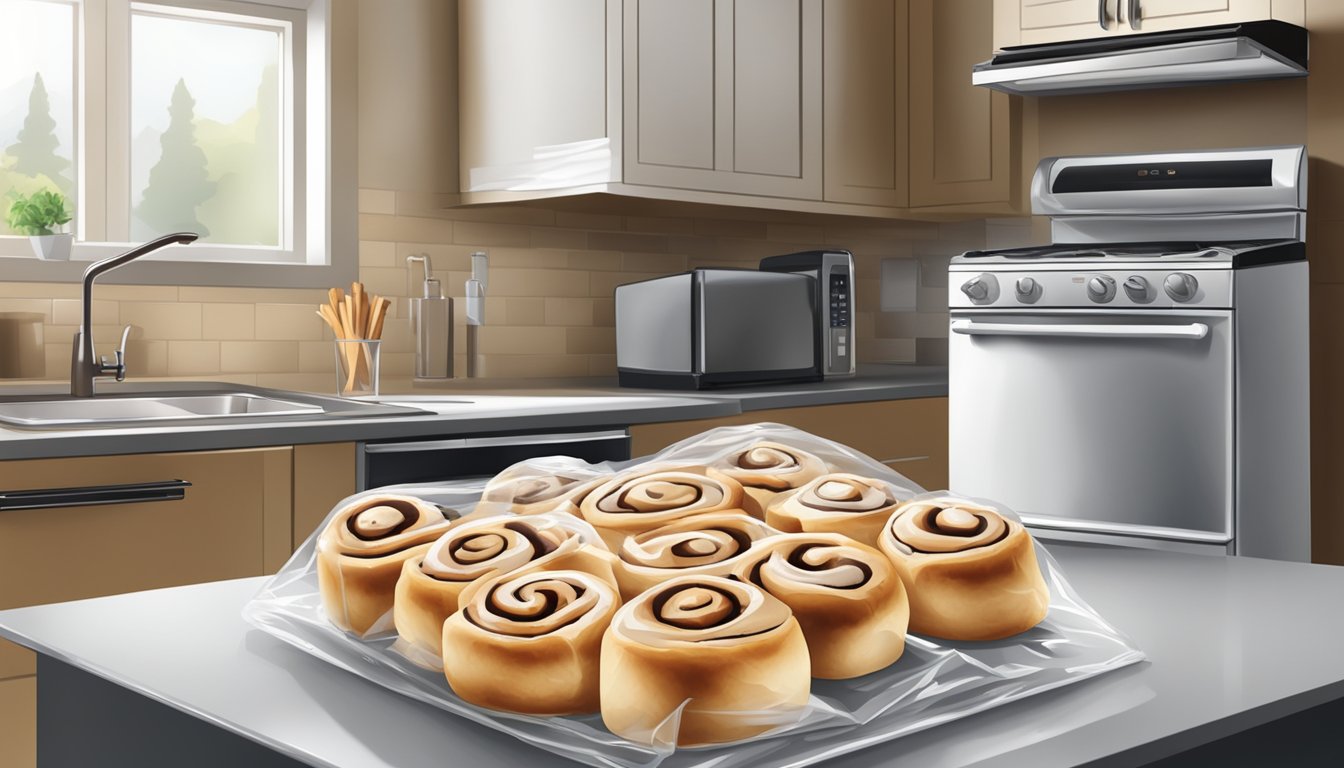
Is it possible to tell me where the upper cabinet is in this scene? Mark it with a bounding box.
[459,0,1013,215]
[998,0,1305,48]
[624,0,823,199]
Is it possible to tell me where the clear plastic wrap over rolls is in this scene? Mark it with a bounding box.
[244,423,1145,768]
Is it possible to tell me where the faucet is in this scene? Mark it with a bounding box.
[70,232,199,396]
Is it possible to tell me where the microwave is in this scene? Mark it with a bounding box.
[614,251,854,389]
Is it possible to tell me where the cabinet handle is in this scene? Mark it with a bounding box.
[1098,0,1108,30]
[1129,0,1140,30]
[0,479,192,511]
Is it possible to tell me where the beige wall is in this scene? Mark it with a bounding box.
[0,0,967,389]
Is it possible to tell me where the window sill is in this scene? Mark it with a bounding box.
[0,247,356,288]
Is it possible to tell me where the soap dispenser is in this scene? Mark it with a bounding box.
[406,254,452,378]
[465,251,487,378]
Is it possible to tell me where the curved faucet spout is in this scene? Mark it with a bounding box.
[72,232,199,396]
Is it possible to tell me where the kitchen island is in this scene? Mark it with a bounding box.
[2,542,1340,767]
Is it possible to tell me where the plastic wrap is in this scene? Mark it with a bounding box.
[243,423,1145,767]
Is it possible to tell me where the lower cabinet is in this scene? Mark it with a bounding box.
[0,443,355,768]
[629,397,949,490]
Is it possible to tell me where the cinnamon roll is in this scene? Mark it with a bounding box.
[765,473,904,547]
[879,496,1050,641]
[706,441,828,519]
[393,514,616,663]
[612,513,777,600]
[442,568,620,715]
[736,533,908,679]
[316,494,454,636]
[481,467,608,517]
[578,467,748,549]
[600,575,811,747]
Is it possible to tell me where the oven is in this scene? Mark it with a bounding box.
[950,309,1233,546]
[947,147,1310,561]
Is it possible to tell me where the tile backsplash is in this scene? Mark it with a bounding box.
[0,193,983,388]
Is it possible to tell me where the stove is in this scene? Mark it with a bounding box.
[948,147,1310,561]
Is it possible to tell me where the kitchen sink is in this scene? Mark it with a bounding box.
[0,384,431,429]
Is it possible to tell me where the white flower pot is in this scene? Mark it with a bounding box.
[29,233,72,261]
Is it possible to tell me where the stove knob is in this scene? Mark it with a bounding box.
[1164,272,1199,302]
[1015,277,1040,303]
[1123,275,1151,302]
[1086,275,1117,303]
[960,274,998,304]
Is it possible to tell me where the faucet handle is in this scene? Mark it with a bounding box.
[114,325,131,381]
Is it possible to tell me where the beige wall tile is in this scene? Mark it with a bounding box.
[178,286,325,304]
[622,253,688,273]
[0,282,81,299]
[476,326,567,355]
[625,216,696,235]
[298,340,336,373]
[125,339,168,377]
[503,297,545,326]
[121,302,202,340]
[358,189,397,215]
[360,240,397,268]
[589,271,662,298]
[530,227,589,250]
[443,204,555,227]
[566,251,622,271]
[693,219,768,239]
[555,211,623,230]
[0,299,53,322]
[167,341,222,375]
[544,298,594,327]
[587,354,617,376]
[93,285,179,302]
[220,341,300,373]
[453,221,532,247]
[51,299,118,326]
[566,326,615,355]
[202,304,256,340]
[488,268,589,297]
[589,232,668,253]
[592,298,615,326]
[256,304,325,341]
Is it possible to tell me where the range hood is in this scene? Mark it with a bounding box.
[973,21,1307,96]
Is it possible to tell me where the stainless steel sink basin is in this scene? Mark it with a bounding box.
[0,393,323,427]
[0,385,431,429]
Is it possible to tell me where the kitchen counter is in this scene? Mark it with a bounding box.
[2,542,1340,767]
[0,365,946,461]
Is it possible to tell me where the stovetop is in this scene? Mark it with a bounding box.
[954,239,1304,268]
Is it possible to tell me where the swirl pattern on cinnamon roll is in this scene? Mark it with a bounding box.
[442,568,620,715]
[706,441,828,519]
[765,472,904,547]
[600,575,811,747]
[578,467,747,548]
[879,496,1050,641]
[481,468,609,517]
[316,494,454,636]
[612,513,777,600]
[736,533,909,679]
[393,513,616,664]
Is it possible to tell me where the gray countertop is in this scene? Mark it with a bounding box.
[0,365,947,460]
[2,542,1340,768]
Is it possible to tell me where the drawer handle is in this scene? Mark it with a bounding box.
[0,479,192,511]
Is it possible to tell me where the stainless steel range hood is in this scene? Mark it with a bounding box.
[973,21,1307,96]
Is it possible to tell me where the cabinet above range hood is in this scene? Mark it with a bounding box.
[972,21,1307,96]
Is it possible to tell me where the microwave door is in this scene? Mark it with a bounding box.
[697,271,818,380]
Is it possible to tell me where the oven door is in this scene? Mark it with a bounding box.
[949,309,1233,545]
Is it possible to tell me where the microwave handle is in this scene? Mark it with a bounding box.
[951,319,1208,340]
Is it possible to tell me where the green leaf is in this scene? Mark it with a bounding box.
[4,188,70,236]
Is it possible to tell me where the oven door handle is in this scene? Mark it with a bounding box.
[951,319,1209,339]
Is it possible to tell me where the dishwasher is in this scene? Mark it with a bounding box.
[357,429,631,490]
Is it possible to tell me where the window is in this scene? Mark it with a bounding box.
[0,0,353,288]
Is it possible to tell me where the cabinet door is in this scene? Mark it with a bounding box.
[822,0,909,207]
[1128,0,1273,33]
[1005,0,1285,47]
[0,446,291,768]
[1016,0,1115,45]
[909,0,1012,208]
[628,398,949,491]
[624,0,823,198]
[459,0,618,193]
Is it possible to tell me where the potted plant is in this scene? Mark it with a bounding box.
[6,189,73,260]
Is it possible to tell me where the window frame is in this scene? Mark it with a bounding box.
[0,0,356,289]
